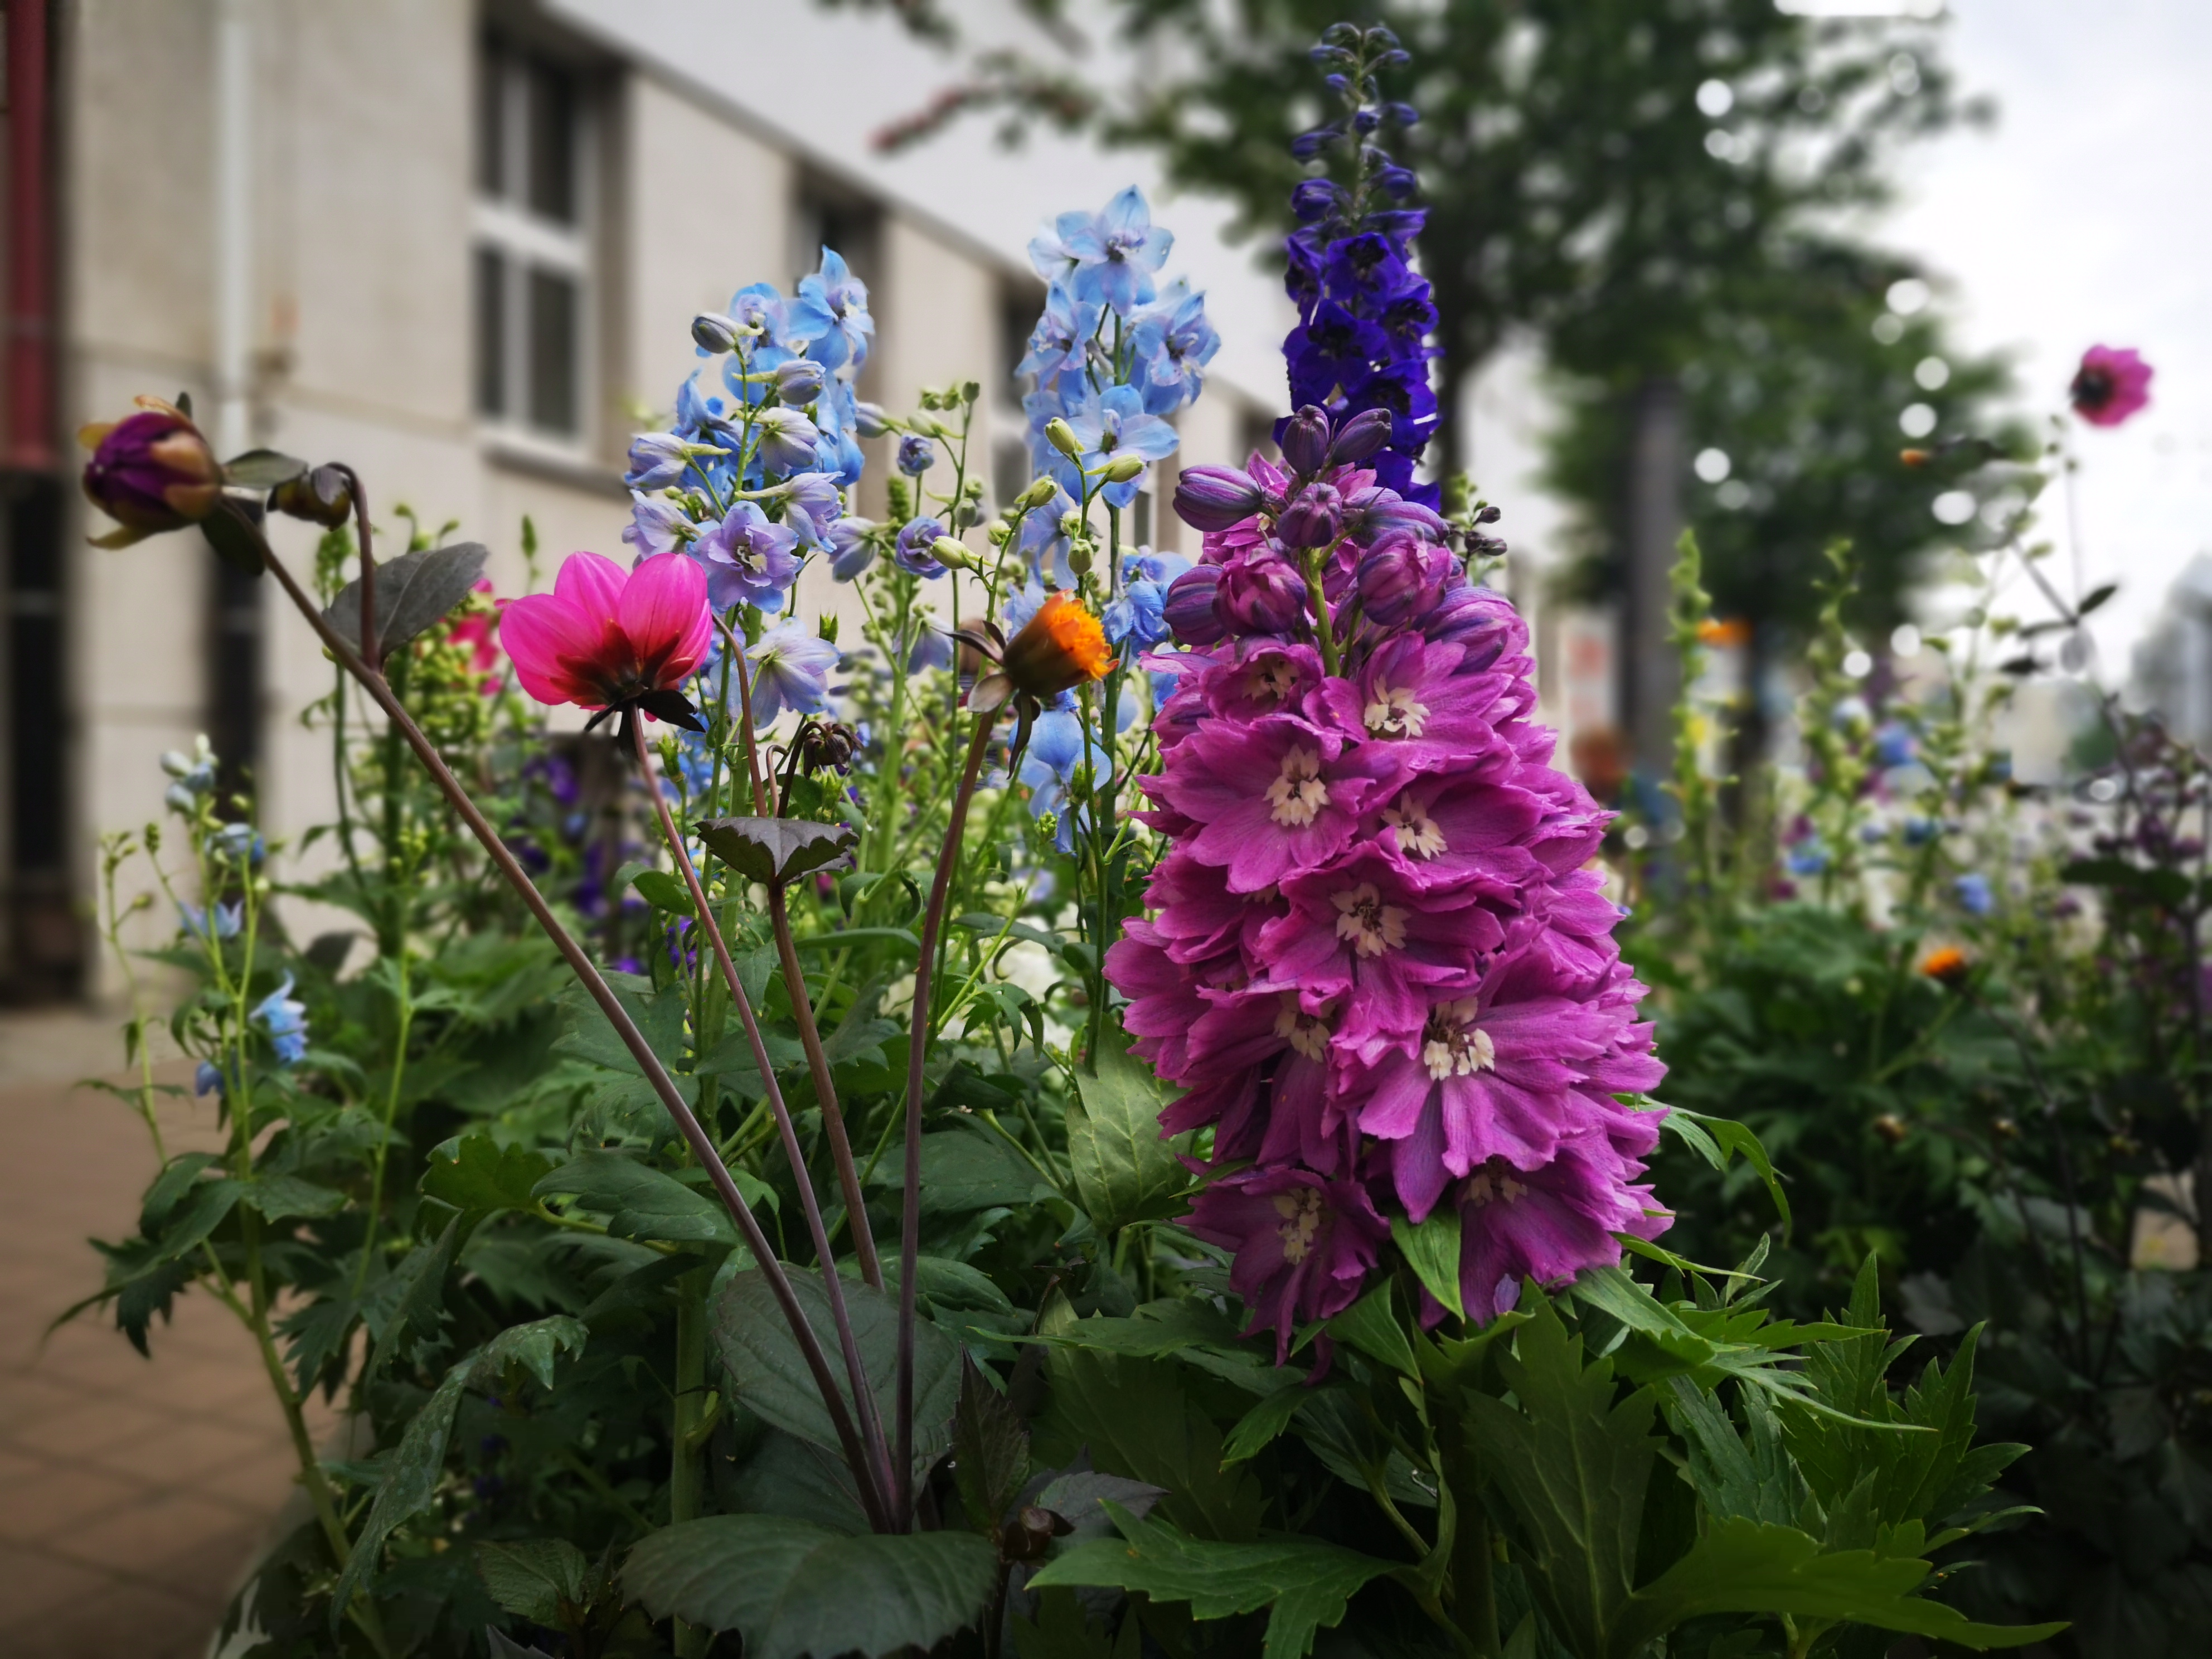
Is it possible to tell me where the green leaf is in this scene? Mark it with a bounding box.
[1617,1517,2067,1653]
[222,447,310,487]
[624,1516,999,1659]
[1037,1344,1263,1542]
[333,1317,588,1622]
[1029,1502,1399,1659]
[629,868,695,916]
[554,974,688,1076]
[423,1135,557,1215]
[1456,1293,1657,1659]
[695,816,859,884]
[1658,1104,1790,1233]
[321,541,492,662]
[1325,1280,1418,1379]
[714,1267,959,1474]
[865,1128,1055,1214]
[952,1352,1031,1530]
[1392,1208,1464,1321]
[1067,1024,1192,1231]
[240,1173,347,1221]
[1222,1382,1311,1466]
[362,1215,460,1384]
[535,1149,753,1245]
[475,1538,589,1627]
[142,1151,223,1233]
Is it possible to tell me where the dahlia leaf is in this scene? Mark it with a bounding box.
[694,816,858,884]
[952,1351,1031,1529]
[533,1148,754,1246]
[623,1516,999,1659]
[322,540,491,662]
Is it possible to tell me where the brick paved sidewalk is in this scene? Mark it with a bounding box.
[0,1008,332,1659]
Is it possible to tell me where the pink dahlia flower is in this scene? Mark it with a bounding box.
[2070,345,2152,428]
[501,551,712,733]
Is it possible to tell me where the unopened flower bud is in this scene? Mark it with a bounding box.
[1102,453,1146,484]
[1163,566,1226,646]
[854,401,889,439]
[1356,533,1447,626]
[1002,593,1112,698]
[1217,554,1307,636]
[930,535,977,572]
[1066,540,1094,578]
[691,312,741,353]
[1017,477,1061,511]
[269,465,352,529]
[898,434,937,476]
[1172,465,1265,532]
[1280,405,1333,477]
[1275,482,1344,550]
[1044,417,1083,459]
[775,357,827,405]
[1327,408,1395,466]
[798,719,859,775]
[79,396,221,541]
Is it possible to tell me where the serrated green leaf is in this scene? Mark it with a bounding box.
[624,1516,998,1659]
[1392,1207,1464,1321]
[142,1152,223,1233]
[475,1538,589,1626]
[362,1214,460,1384]
[553,974,688,1075]
[865,1128,1054,1214]
[1029,1502,1399,1659]
[1067,1024,1191,1232]
[1617,1516,2067,1653]
[1222,1381,1311,1465]
[241,1173,346,1221]
[714,1267,959,1475]
[533,1149,746,1245]
[1658,1104,1790,1233]
[952,1352,1030,1530]
[423,1135,557,1215]
[1457,1293,1657,1659]
[1037,1344,1263,1542]
[1325,1280,1418,1379]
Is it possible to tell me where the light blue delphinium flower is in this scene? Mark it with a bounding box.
[1061,384,1179,508]
[827,518,877,582]
[1784,841,1828,877]
[777,473,843,547]
[774,357,826,405]
[1019,698,1112,853]
[896,434,936,476]
[894,516,950,579]
[625,430,725,491]
[1058,187,1173,315]
[1873,720,1918,769]
[624,493,696,559]
[1132,284,1220,415]
[1018,282,1101,387]
[1104,549,1191,652]
[745,623,841,725]
[789,249,874,372]
[179,900,242,943]
[694,503,801,613]
[753,406,821,476]
[1903,815,1939,846]
[195,1061,224,1098]
[1954,872,1994,916]
[908,628,954,674]
[1003,577,1049,636]
[1016,488,1077,586]
[253,973,309,1065]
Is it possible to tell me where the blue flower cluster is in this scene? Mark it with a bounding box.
[1020,187,1220,520]
[622,249,875,613]
[1282,25,1440,510]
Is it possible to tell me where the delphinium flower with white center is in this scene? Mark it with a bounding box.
[1104,25,1670,1356]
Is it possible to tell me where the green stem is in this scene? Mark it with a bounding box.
[670,1265,710,1659]
[352,949,412,1298]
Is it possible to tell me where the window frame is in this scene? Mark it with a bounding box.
[473,36,598,460]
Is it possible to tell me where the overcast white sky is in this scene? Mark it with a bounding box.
[1884,0,2212,669]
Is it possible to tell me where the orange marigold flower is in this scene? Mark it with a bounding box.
[1919,945,1969,985]
[1003,592,1112,697]
[1697,617,1750,648]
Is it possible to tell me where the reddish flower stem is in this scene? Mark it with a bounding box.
[896,707,999,1522]
[253,536,892,1532]
[630,719,896,1515]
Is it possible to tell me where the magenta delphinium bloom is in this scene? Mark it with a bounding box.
[1104,37,1671,1347]
[501,551,713,734]
[2070,345,2152,428]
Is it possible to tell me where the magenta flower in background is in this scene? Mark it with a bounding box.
[1186,1166,1388,1364]
[501,551,712,734]
[2070,345,2152,428]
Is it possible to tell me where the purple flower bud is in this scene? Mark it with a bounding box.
[1172,465,1265,532]
[1216,554,1307,636]
[1275,482,1343,550]
[79,398,221,540]
[1280,405,1333,477]
[1162,566,1226,646]
[1355,533,1448,627]
[896,434,936,476]
[775,357,827,405]
[1328,408,1395,467]
[1290,180,1345,225]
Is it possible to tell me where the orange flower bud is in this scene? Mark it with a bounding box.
[1001,593,1112,698]
[1918,945,1968,986]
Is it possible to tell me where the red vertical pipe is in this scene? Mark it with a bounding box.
[6,0,52,471]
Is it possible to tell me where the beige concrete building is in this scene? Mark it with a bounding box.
[0,0,1285,1000]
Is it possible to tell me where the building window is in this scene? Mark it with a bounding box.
[475,35,592,449]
